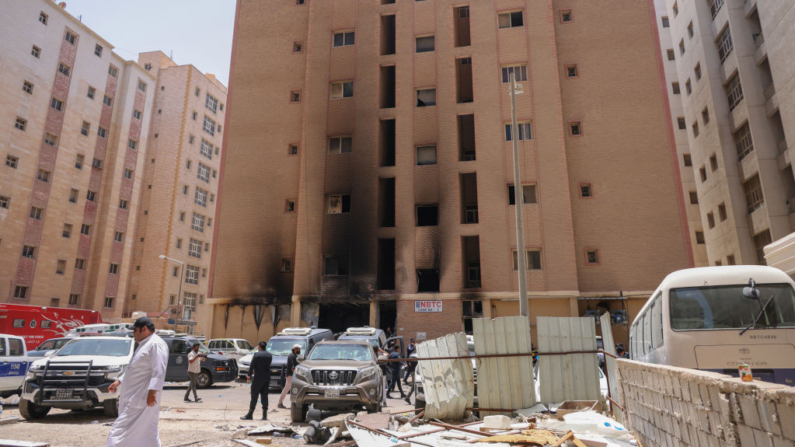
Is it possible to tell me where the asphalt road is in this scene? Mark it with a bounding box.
[0,378,417,446]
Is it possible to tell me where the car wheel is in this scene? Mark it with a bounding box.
[290,403,306,423]
[19,399,50,420]
[197,370,212,389]
[103,399,119,418]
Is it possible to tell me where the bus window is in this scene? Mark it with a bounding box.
[642,312,651,355]
[652,297,664,349]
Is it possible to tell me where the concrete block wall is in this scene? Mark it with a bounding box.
[617,359,795,447]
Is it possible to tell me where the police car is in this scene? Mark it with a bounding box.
[0,334,30,399]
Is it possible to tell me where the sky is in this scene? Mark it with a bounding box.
[63,0,237,86]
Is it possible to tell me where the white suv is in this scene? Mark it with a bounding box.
[0,334,29,399]
[206,339,253,360]
[20,336,133,419]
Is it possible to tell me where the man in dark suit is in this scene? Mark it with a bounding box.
[241,341,272,420]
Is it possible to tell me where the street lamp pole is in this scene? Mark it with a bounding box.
[159,255,184,332]
[509,72,529,318]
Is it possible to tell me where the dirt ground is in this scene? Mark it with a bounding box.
[0,379,416,447]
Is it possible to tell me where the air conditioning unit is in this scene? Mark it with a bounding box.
[279,327,312,336]
[345,327,376,336]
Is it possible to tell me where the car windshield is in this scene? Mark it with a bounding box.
[267,339,307,356]
[341,336,379,349]
[56,339,132,357]
[670,283,795,330]
[309,344,373,361]
[238,340,253,350]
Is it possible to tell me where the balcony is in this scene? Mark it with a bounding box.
[744,0,757,17]
[765,90,779,117]
[754,33,767,65]
[776,140,791,170]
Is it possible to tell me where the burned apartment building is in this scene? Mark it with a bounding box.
[208,0,693,346]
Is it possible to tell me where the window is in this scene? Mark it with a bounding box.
[86,190,97,202]
[95,44,103,57]
[285,200,296,213]
[508,184,538,204]
[92,157,103,169]
[683,154,692,167]
[104,297,114,308]
[15,117,27,131]
[200,140,213,159]
[23,81,33,94]
[37,169,52,183]
[326,136,353,155]
[679,39,685,55]
[293,41,303,53]
[176,238,183,249]
[570,121,582,136]
[103,95,112,106]
[87,86,96,99]
[416,88,436,107]
[677,117,686,130]
[206,93,218,113]
[51,97,64,111]
[75,258,86,270]
[734,123,754,161]
[416,36,435,53]
[694,63,702,80]
[702,108,710,125]
[707,211,715,228]
[203,116,216,135]
[44,132,58,146]
[124,168,133,179]
[69,188,78,203]
[197,163,211,182]
[512,249,542,270]
[561,9,573,23]
[289,144,299,155]
[14,286,28,299]
[79,121,90,136]
[0,195,9,209]
[192,111,197,119]
[672,2,678,16]
[672,82,680,94]
[667,49,675,61]
[192,213,205,232]
[416,146,437,165]
[119,199,128,210]
[324,256,349,276]
[327,195,351,214]
[195,187,208,207]
[180,212,185,221]
[502,65,528,83]
[97,126,107,138]
[115,231,123,242]
[333,31,355,47]
[719,203,727,221]
[695,231,705,244]
[498,11,524,28]
[186,160,192,170]
[81,224,91,235]
[692,121,699,138]
[685,79,691,95]
[108,65,118,77]
[290,91,301,103]
[67,294,79,305]
[6,155,19,168]
[183,185,189,195]
[65,31,76,44]
[726,73,744,111]
[710,0,725,18]
[109,263,119,274]
[661,16,669,27]
[505,122,533,141]
[185,265,200,285]
[689,191,699,204]
[586,249,600,264]
[330,81,354,99]
[31,45,41,58]
[128,139,138,150]
[30,206,43,220]
[717,27,733,63]
[133,110,142,120]
[744,174,764,214]
[281,258,292,272]
[39,12,48,24]
[700,166,707,182]
[189,238,202,258]
[22,245,36,258]
[565,64,578,78]
[687,22,694,38]
[580,183,593,198]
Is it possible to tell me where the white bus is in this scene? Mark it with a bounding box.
[630,266,795,386]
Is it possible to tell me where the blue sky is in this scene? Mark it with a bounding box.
[64,0,236,86]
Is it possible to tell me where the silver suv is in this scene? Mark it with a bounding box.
[289,340,383,422]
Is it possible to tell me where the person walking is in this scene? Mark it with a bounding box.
[106,317,168,447]
[386,347,405,399]
[403,339,416,385]
[276,344,300,409]
[242,341,272,420]
[184,342,204,402]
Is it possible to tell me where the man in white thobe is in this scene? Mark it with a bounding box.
[106,317,169,447]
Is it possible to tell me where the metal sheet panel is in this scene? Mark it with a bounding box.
[600,312,623,422]
[472,316,536,415]
[537,316,600,404]
[416,332,474,419]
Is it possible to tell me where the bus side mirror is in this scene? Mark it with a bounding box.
[743,278,760,300]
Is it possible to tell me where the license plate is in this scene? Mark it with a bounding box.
[324,389,340,399]
[56,389,73,399]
